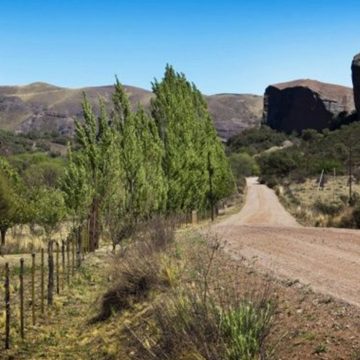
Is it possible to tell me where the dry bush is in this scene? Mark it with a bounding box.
[92,216,177,322]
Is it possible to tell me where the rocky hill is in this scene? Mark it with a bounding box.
[352,53,360,117]
[263,79,355,133]
[0,83,263,141]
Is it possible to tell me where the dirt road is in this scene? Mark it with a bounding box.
[214,177,360,307]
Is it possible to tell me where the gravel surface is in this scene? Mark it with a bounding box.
[214,177,360,307]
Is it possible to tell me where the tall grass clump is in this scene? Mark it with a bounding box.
[92,216,177,322]
[130,234,274,360]
[147,288,273,360]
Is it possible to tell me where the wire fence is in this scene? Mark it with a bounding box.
[0,227,90,350]
[0,208,215,351]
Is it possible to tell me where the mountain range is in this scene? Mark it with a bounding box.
[0,82,263,141]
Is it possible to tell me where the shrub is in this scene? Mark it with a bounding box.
[258,150,299,179]
[227,126,288,154]
[351,205,360,228]
[229,153,259,179]
[93,216,176,322]
[258,175,278,189]
[313,199,344,216]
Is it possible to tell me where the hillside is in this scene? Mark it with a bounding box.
[0,83,263,140]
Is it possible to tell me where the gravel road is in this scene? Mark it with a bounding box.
[214,177,360,306]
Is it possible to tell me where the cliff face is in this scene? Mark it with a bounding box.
[263,79,354,133]
[352,53,360,116]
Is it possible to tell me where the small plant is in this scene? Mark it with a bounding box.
[314,343,327,354]
[221,302,273,360]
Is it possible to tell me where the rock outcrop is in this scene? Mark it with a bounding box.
[0,83,262,140]
[352,53,360,115]
[263,79,354,133]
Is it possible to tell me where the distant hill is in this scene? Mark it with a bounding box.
[0,82,263,141]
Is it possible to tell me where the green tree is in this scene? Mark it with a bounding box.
[152,65,234,214]
[73,96,120,250]
[112,81,166,220]
[0,157,26,249]
[35,188,66,240]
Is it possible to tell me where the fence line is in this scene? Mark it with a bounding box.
[0,228,89,351]
[0,210,217,351]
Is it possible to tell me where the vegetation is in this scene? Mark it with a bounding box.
[152,65,234,213]
[0,65,235,254]
[227,126,288,155]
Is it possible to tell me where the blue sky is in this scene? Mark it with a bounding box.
[0,0,359,94]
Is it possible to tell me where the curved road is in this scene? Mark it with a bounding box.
[214,177,360,307]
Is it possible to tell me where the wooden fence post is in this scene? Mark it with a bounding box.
[47,241,54,306]
[41,249,44,314]
[56,242,60,295]
[31,253,36,325]
[19,258,24,339]
[76,227,81,268]
[66,239,70,285]
[5,263,10,349]
[61,240,65,290]
[71,237,75,276]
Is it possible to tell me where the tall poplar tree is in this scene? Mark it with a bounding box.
[112,81,166,220]
[151,65,234,213]
[72,96,120,250]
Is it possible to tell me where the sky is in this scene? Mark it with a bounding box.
[0,0,359,95]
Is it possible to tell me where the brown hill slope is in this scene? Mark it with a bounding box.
[0,83,262,140]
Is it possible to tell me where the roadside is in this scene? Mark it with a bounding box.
[1,226,359,359]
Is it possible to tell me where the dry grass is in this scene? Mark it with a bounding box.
[93,216,177,323]
[2,222,71,254]
[110,227,275,360]
[279,176,360,226]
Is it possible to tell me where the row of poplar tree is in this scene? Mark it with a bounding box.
[63,65,235,250]
[0,66,235,251]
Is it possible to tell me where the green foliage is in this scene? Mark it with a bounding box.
[35,188,66,238]
[9,152,65,188]
[229,152,259,179]
[0,173,18,238]
[0,157,29,245]
[62,145,92,223]
[227,126,288,155]
[258,150,299,180]
[221,302,273,360]
[152,65,234,212]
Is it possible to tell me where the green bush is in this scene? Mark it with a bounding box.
[313,199,344,216]
[258,150,299,179]
[229,152,259,178]
[227,126,288,155]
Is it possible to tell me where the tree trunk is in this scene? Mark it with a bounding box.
[48,240,54,306]
[76,226,81,267]
[1,227,7,246]
[88,198,100,252]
